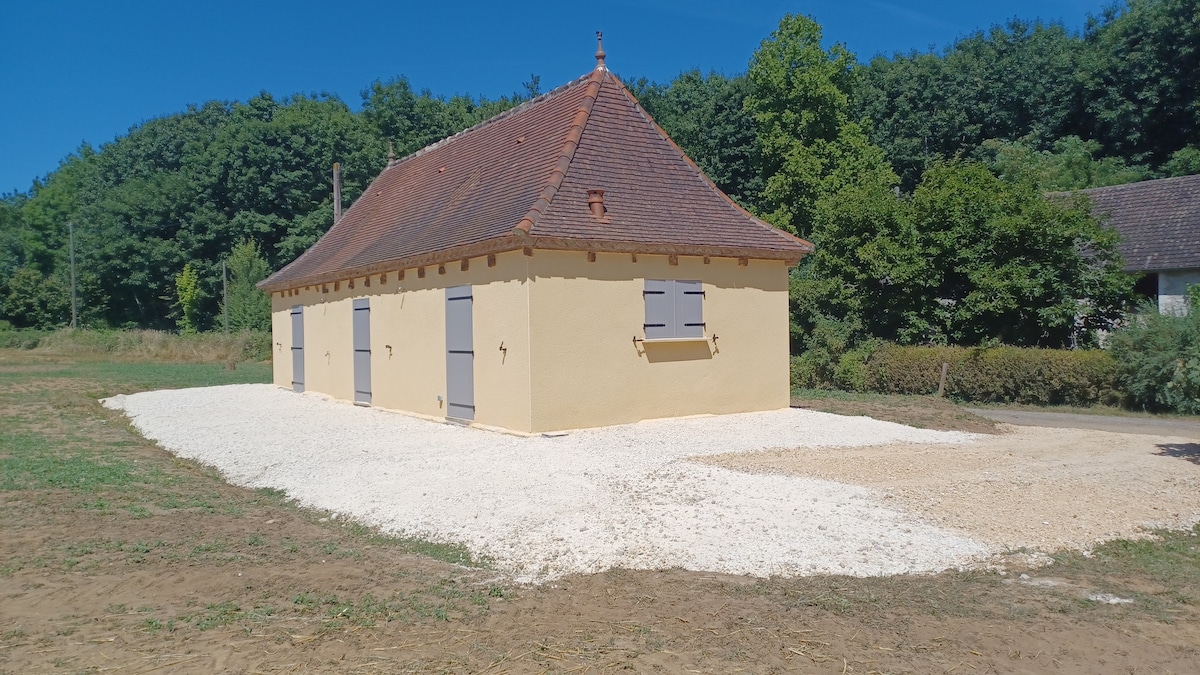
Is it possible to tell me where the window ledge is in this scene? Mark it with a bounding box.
[641,336,710,344]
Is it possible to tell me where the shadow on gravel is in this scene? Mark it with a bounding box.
[1156,443,1200,465]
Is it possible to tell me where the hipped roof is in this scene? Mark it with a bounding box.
[1078,174,1200,272]
[260,66,812,292]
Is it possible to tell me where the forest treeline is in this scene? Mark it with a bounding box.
[1,0,1198,347]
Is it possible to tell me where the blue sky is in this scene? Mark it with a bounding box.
[2,0,1112,196]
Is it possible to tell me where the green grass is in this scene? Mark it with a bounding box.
[0,430,150,492]
[1050,525,1200,615]
[0,359,270,395]
[0,348,489,573]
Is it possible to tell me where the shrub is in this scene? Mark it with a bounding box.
[1107,298,1200,414]
[0,329,51,349]
[858,344,1121,406]
[788,316,862,389]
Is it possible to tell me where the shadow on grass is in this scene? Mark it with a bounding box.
[1155,443,1200,465]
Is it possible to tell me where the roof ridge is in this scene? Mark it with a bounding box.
[511,69,607,235]
[385,72,594,173]
[1075,173,1200,195]
[607,75,814,253]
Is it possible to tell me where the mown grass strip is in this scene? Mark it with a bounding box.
[0,430,147,492]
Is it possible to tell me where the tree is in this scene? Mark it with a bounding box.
[631,71,763,209]
[746,14,896,236]
[905,162,1132,345]
[793,161,1135,348]
[360,77,522,158]
[221,239,271,332]
[175,263,202,333]
[1,267,70,329]
[1081,0,1200,167]
[1163,146,1200,176]
[855,20,1085,189]
[977,135,1152,190]
[0,193,28,284]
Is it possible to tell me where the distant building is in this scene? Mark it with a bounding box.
[1080,174,1200,314]
[258,40,813,434]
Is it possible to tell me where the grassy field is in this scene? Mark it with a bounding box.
[2,350,1198,673]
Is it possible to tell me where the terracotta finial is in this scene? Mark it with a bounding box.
[386,141,397,167]
[595,31,606,69]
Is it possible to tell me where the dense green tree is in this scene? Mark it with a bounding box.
[0,193,28,282]
[1081,0,1200,167]
[631,71,763,209]
[361,77,522,157]
[199,94,383,265]
[745,14,897,237]
[1,267,70,329]
[977,135,1153,190]
[221,239,271,332]
[1163,146,1200,177]
[855,20,1084,188]
[20,149,97,276]
[794,162,1134,348]
[906,162,1132,345]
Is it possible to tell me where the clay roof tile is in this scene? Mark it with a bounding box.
[260,67,812,291]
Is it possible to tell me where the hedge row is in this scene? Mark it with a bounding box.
[793,344,1122,407]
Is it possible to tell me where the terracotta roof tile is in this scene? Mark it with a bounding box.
[1077,174,1200,272]
[261,68,812,291]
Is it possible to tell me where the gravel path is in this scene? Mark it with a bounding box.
[103,384,987,583]
[701,426,1200,554]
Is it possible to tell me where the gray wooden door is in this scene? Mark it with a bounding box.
[445,285,474,420]
[290,305,304,392]
[353,298,371,405]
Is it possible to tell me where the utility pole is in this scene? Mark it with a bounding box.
[222,259,229,335]
[333,162,343,224]
[68,221,78,329]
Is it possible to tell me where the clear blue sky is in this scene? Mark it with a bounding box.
[2,0,1112,196]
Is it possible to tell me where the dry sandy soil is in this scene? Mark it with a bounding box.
[699,424,1200,556]
[3,358,1200,673]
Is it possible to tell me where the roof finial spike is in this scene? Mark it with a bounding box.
[595,31,606,70]
[386,141,397,167]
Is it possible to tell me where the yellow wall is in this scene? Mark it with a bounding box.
[269,251,533,430]
[270,297,293,389]
[526,251,790,432]
[268,249,790,433]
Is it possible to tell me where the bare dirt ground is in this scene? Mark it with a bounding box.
[3,356,1200,673]
[699,424,1200,554]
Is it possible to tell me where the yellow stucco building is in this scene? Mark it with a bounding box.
[259,44,813,434]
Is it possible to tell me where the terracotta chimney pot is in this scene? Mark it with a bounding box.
[587,189,606,218]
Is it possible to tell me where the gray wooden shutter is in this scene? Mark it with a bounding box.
[675,280,705,338]
[445,285,475,420]
[643,279,674,339]
[352,298,371,405]
[290,305,304,392]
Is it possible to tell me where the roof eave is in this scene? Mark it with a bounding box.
[258,234,812,293]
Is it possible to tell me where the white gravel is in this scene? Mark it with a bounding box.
[103,384,990,583]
